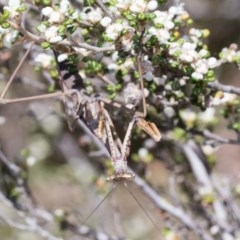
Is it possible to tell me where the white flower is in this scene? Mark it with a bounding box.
[3,30,19,48]
[87,7,103,24]
[106,23,123,40]
[111,51,119,61]
[179,77,187,86]
[211,92,237,106]
[191,72,203,80]
[100,16,112,27]
[220,47,239,62]
[168,3,186,15]
[182,42,196,50]
[4,0,23,18]
[49,36,63,43]
[199,49,209,57]
[3,33,12,48]
[130,0,147,12]
[0,26,9,38]
[194,59,209,74]
[198,186,214,197]
[165,83,172,91]
[164,21,174,30]
[164,107,175,118]
[122,58,134,69]
[210,225,220,235]
[202,145,218,156]
[138,148,148,159]
[72,11,80,19]
[45,26,62,43]
[34,53,53,68]
[143,71,154,81]
[189,28,202,38]
[147,0,158,11]
[54,209,65,217]
[180,53,195,63]
[116,0,131,10]
[49,11,63,23]
[180,109,197,126]
[208,57,218,68]
[168,42,180,56]
[153,10,174,29]
[26,156,37,166]
[198,108,216,123]
[7,0,21,9]
[42,6,53,17]
[179,42,199,63]
[108,63,118,70]
[148,27,171,42]
[144,88,149,97]
[60,0,70,13]
[37,23,47,33]
[45,26,58,39]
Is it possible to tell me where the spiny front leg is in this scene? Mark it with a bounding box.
[136,117,161,142]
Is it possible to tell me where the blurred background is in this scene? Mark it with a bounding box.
[183,0,240,176]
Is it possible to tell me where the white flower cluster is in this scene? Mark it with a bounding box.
[114,0,158,13]
[3,0,24,19]
[101,0,157,45]
[108,52,135,71]
[189,28,209,44]
[147,4,187,43]
[198,107,216,125]
[211,92,237,106]
[180,107,217,128]
[179,109,197,128]
[1,0,25,47]
[105,22,124,40]
[0,26,19,48]
[42,0,72,23]
[169,41,217,80]
[80,7,103,24]
[219,44,240,64]
[38,0,79,43]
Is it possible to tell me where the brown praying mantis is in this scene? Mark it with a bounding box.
[0,42,161,181]
[0,39,164,239]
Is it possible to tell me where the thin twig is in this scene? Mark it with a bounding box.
[191,129,240,145]
[208,81,240,96]
[182,140,232,232]
[0,41,35,99]
[60,220,123,240]
[9,20,115,53]
[132,173,213,240]
[0,191,62,240]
